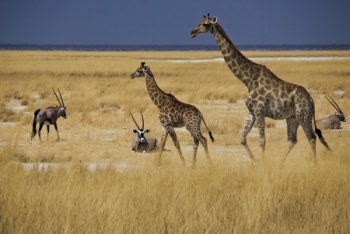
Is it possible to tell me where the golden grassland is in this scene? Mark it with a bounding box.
[1,50,350,233]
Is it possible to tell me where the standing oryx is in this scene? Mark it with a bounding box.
[130,111,159,152]
[30,88,67,143]
[316,95,346,130]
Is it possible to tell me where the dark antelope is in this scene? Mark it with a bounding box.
[130,111,158,152]
[316,95,346,130]
[30,88,67,143]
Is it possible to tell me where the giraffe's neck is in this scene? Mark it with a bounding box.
[144,73,168,109]
[212,23,257,87]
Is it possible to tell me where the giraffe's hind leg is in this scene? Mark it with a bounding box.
[190,130,211,168]
[199,135,210,161]
[281,118,299,165]
[255,114,266,158]
[300,121,317,165]
[299,119,318,165]
[191,137,199,168]
[240,112,256,162]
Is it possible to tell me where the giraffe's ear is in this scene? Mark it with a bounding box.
[211,16,218,24]
[143,66,149,72]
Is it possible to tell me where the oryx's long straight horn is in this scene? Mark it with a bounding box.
[129,111,141,130]
[141,111,145,130]
[52,87,63,107]
[58,89,65,107]
[325,95,343,113]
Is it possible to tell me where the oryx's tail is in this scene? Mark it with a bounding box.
[31,109,40,141]
[201,115,214,143]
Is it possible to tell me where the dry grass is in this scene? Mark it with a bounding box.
[1,50,350,233]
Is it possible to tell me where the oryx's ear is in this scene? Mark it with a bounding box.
[211,16,218,24]
[133,129,137,133]
[145,129,150,133]
[143,66,149,72]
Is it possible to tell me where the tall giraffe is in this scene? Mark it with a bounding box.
[131,62,214,167]
[190,14,330,164]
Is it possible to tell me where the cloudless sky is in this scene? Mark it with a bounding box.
[0,0,349,46]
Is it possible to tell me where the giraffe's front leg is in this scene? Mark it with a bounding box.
[240,112,256,162]
[167,127,185,166]
[158,126,168,165]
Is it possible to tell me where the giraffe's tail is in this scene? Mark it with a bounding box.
[313,106,331,151]
[201,115,214,143]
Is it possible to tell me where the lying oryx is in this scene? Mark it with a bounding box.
[130,111,158,152]
[30,88,67,143]
[316,95,346,130]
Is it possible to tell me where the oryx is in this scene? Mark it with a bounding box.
[316,95,346,130]
[30,88,67,143]
[130,111,158,152]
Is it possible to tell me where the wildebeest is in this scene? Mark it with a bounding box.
[30,88,67,143]
[316,95,346,130]
[130,111,158,152]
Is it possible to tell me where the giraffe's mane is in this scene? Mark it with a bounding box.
[214,23,235,46]
[146,67,154,78]
[214,22,250,59]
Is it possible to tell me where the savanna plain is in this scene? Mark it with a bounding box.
[1,50,350,233]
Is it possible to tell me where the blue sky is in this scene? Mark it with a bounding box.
[0,0,349,46]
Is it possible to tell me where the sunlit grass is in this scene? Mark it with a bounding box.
[1,50,350,232]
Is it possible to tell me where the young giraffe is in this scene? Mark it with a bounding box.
[131,62,214,167]
[190,14,330,164]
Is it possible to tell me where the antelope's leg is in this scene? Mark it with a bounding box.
[54,123,60,141]
[47,125,50,141]
[38,122,44,142]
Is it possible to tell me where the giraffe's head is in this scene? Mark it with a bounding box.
[131,62,153,79]
[190,14,218,38]
[131,62,146,79]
